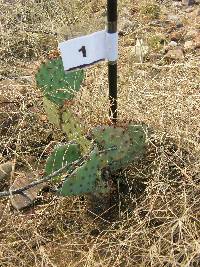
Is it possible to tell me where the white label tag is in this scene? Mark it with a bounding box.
[59,30,118,71]
[59,30,106,71]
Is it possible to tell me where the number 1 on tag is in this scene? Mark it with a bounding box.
[79,46,87,57]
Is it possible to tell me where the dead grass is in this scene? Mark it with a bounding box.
[0,0,200,266]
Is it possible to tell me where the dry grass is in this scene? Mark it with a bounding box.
[0,0,200,266]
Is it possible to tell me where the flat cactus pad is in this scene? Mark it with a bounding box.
[35,57,84,105]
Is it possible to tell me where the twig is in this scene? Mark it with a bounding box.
[0,101,20,105]
[0,152,87,198]
[0,147,116,198]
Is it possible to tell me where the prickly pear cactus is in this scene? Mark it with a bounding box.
[35,57,84,105]
[91,124,147,171]
[35,56,148,198]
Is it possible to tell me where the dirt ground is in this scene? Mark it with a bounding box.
[0,0,200,266]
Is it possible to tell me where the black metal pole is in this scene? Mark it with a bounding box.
[107,0,117,123]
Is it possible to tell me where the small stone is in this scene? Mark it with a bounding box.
[182,0,195,6]
[40,115,47,122]
[184,40,195,50]
[119,19,136,35]
[168,41,178,47]
[18,87,27,94]
[168,15,180,22]
[176,21,184,28]
[185,29,199,40]
[194,34,200,48]
[135,70,148,78]
[167,15,183,28]
[169,31,182,41]
[165,48,184,61]
[173,1,183,8]
[0,162,13,182]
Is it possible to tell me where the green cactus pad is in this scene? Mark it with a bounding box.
[45,143,81,182]
[91,126,131,163]
[62,110,91,153]
[43,97,60,128]
[42,97,90,153]
[109,124,147,171]
[59,148,108,196]
[91,124,147,171]
[35,57,84,105]
[127,124,147,152]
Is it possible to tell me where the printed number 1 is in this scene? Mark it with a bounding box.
[79,46,87,57]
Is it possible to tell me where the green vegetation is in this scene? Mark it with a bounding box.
[140,3,161,19]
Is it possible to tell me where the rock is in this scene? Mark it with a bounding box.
[176,21,183,29]
[184,40,195,50]
[176,21,184,28]
[0,162,13,182]
[194,34,200,48]
[165,48,184,61]
[169,31,183,41]
[164,40,178,52]
[168,41,178,47]
[168,15,180,22]
[185,29,199,40]
[182,0,196,6]
[167,15,183,28]
[149,20,165,27]
[184,30,200,49]
[173,1,183,8]
[10,172,45,210]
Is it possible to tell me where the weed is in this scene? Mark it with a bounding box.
[140,3,161,19]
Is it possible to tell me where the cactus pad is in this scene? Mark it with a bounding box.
[91,126,131,163]
[45,143,81,182]
[62,111,91,153]
[59,148,108,196]
[43,97,60,128]
[42,97,90,152]
[109,124,147,171]
[35,57,84,105]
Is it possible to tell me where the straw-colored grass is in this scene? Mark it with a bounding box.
[0,0,200,266]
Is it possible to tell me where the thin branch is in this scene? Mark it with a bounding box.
[0,147,116,198]
[0,101,20,105]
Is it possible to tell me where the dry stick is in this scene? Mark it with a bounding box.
[0,147,116,198]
